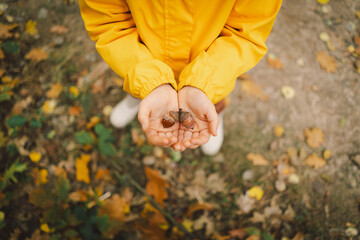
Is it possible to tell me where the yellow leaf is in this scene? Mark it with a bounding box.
[41,99,57,114]
[31,168,48,185]
[305,153,326,169]
[29,151,41,162]
[182,218,193,232]
[240,79,268,101]
[356,11,360,19]
[40,223,54,233]
[316,51,337,73]
[248,186,264,200]
[69,86,79,98]
[246,153,269,166]
[304,127,324,148]
[76,154,91,184]
[46,83,63,98]
[25,48,48,62]
[39,169,48,184]
[86,116,101,129]
[273,125,284,137]
[145,167,170,207]
[317,0,330,4]
[323,149,331,160]
[25,20,38,35]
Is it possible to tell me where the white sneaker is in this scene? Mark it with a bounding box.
[109,94,141,128]
[201,112,224,156]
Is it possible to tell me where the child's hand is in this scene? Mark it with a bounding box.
[138,84,179,147]
[173,86,219,151]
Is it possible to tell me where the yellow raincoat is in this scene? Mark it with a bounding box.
[79,0,282,103]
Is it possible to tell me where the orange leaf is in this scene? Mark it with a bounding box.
[0,49,4,59]
[304,127,324,148]
[316,51,337,73]
[228,228,247,239]
[25,48,48,62]
[46,83,63,98]
[50,25,68,34]
[305,153,326,169]
[68,106,82,116]
[86,116,101,129]
[75,154,91,184]
[0,23,17,38]
[95,168,110,181]
[267,54,284,69]
[185,203,215,217]
[144,167,169,207]
[246,153,269,166]
[99,194,127,221]
[240,79,268,101]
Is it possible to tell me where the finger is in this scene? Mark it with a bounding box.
[190,129,210,145]
[146,130,169,146]
[206,108,219,136]
[182,130,193,149]
[138,102,150,131]
[172,129,184,151]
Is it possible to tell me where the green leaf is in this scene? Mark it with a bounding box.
[75,131,95,145]
[30,119,42,128]
[5,115,27,128]
[55,176,70,201]
[245,227,261,236]
[1,41,20,53]
[97,214,109,233]
[64,229,78,238]
[262,232,274,240]
[3,160,27,189]
[0,211,4,222]
[94,124,114,142]
[74,206,86,221]
[0,93,11,102]
[98,140,116,156]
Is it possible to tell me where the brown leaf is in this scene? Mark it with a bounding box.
[292,232,305,240]
[185,203,215,217]
[46,83,63,98]
[0,23,17,38]
[305,153,326,169]
[25,48,48,62]
[0,49,4,59]
[246,153,269,166]
[11,96,32,115]
[50,25,68,34]
[228,228,247,239]
[95,168,110,181]
[68,190,88,202]
[145,167,169,207]
[68,106,82,116]
[316,51,337,73]
[240,79,268,101]
[304,127,324,148]
[267,54,284,69]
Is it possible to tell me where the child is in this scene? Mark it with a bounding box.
[79,0,282,155]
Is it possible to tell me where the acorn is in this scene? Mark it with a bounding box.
[161,111,179,128]
[179,111,194,129]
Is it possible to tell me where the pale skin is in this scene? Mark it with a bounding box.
[138,84,219,151]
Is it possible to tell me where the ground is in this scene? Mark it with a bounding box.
[0,0,359,239]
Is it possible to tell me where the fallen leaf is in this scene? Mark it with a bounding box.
[0,23,17,38]
[185,203,215,217]
[236,194,256,214]
[68,106,82,116]
[145,167,170,207]
[317,0,329,4]
[292,232,305,240]
[69,86,79,98]
[248,186,264,200]
[0,49,4,59]
[193,213,214,236]
[305,153,326,169]
[41,99,57,114]
[11,96,33,115]
[86,116,101,129]
[46,83,63,98]
[68,189,88,202]
[316,51,337,73]
[229,228,247,239]
[95,168,110,181]
[31,168,48,185]
[281,86,295,99]
[50,25,68,34]
[75,154,91,183]
[246,153,269,166]
[241,79,268,101]
[274,125,284,137]
[99,194,128,221]
[182,218,193,232]
[29,151,41,162]
[319,32,330,42]
[102,105,113,117]
[250,212,265,223]
[323,149,331,160]
[304,127,324,148]
[267,53,284,69]
[25,20,38,35]
[25,48,48,61]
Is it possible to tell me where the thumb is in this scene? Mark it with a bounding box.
[206,107,219,136]
[138,102,150,131]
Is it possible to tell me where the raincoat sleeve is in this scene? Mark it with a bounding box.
[79,0,177,99]
[178,0,282,104]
